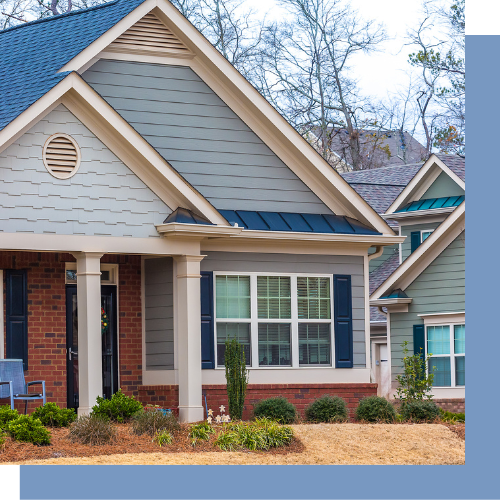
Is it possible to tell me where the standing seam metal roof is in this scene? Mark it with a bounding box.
[0,0,146,131]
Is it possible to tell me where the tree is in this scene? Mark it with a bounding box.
[254,0,387,170]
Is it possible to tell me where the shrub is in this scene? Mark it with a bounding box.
[91,389,143,423]
[224,338,248,420]
[355,396,396,423]
[31,403,77,428]
[305,396,348,423]
[0,430,6,450]
[253,418,293,448]
[253,397,296,424]
[7,415,51,445]
[0,405,19,430]
[214,429,240,451]
[439,408,465,424]
[189,421,215,446]
[153,430,173,446]
[69,415,117,445]
[131,410,180,437]
[400,400,440,422]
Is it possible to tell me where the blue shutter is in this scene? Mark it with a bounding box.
[200,271,215,369]
[413,324,425,358]
[334,275,353,368]
[410,231,421,253]
[6,269,28,370]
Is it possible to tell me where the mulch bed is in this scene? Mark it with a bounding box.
[441,423,465,440]
[0,424,305,463]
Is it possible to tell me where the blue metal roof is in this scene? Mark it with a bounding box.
[395,195,464,213]
[0,0,145,131]
[380,289,409,299]
[219,210,381,235]
[163,208,213,225]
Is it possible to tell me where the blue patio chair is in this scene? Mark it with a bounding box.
[0,359,46,414]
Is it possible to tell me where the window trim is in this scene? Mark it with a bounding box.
[213,272,335,369]
[425,321,465,388]
[420,229,435,242]
[65,263,118,285]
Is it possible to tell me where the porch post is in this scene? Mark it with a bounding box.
[73,252,104,416]
[173,255,205,423]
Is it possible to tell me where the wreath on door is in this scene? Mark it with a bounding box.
[101,307,109,335]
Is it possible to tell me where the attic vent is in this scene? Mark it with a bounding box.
[43,134,81,180]
[108,12,192,57]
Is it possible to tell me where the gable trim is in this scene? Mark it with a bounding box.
[0,72,227,226]
[386,154,465,215]
[370,202,465,300]
[58,0,394,235]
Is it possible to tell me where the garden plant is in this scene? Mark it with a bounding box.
[91,389,143,422]
[69,415,117,445]
[355,396,396,423]
[305,395,348,422]
[131,409,180,437]
[224,338,248,420]
[32,402,77,427]
[253,397,296,424]
[7,415,51,445]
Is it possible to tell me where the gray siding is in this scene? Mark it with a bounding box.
[83,60,333,214]
[390,232,465,381]
[401,221,442,261]
[0,105,171,237]
[421,171,464,199]
[201,252,366,368]
[145,257,174,370]
[369,244,398,273]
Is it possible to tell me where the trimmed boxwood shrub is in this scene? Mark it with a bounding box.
[0,405,19,430]
[32,402,77,428]
[7,415,51,445]
[91,389,143,423]
[400,400,440,422]
[355,396,396,423]
[253,397,296,424]
[305,396,348,422]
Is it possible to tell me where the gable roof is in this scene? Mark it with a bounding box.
[341,163,424,214]
[0,0,146,131]
[435,154,465,181]
[0,0,399,237]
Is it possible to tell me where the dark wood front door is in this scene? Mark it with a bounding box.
[66,285,118,410]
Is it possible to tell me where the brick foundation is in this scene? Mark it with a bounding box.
[137,383,378,421]
[433,398,465,413]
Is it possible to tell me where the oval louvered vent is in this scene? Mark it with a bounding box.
[43,134,81,179]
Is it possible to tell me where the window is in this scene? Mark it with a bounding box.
[214,273,333,368]
[426,323,465,387]
[421,229,434,242]
[65,263,118,285]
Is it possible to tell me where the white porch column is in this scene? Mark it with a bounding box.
[173,255,205,423]
[73,252,104,416]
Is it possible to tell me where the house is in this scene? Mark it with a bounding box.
[308,128,428,172]
[0,0,403,421]
[344,155,465,411]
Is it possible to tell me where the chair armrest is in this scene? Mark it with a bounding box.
[0,381,12,386]
[26,381,45,386]
[0,380,13,396]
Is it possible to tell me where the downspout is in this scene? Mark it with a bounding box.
[368,245,384,261]
[377,306,387,317]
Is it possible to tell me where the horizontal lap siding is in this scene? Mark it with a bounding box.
[0,105,171,237]
[401,221,442,261]
[390,233,465,381]
[83,60,333,214]
[145,257,174,370]
[201,252,366,368]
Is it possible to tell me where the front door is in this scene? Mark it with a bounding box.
[66,285,118,409]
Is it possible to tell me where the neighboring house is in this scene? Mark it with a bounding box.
[308,128,428,172]
[346,154,465,411]
[0,0,403,421]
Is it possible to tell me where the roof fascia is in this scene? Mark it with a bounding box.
[58,0,395,236]
[386,154,465,215]
[371,202,465,300]
[0,73,227,225]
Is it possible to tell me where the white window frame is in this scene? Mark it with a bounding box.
[420,229,434,242]
[213,272,335,370]
[425,321,465,388]
[65,262,118,285]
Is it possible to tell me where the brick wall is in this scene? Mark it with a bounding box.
[137,383,378,421]
[1,252,143,412]
[434,398,465,413]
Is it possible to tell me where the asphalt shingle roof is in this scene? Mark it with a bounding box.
[436,154,465,181]
[0,0,145,131]
[369,251,400,295]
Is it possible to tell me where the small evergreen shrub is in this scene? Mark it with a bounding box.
[439,408,465,423]
[91,389,143,422]
[355,396,396,423]
[131,410,180,437]
[7,415,51,445]
[31,403,77,427]
[189,421,216,446]
[224,338,248,420]
[253,397,296,424]
[305,396,348,422]
[153,430,173,446]
[0,430,6,449]
[69,415,117,445]
[0,405,19,430]
[400,400,440,422]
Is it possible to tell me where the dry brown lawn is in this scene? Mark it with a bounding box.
[6,423,465,465]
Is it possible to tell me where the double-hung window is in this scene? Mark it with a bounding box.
[426,323,465,387]
[215,273,333,368]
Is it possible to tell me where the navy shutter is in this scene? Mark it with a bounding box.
[200,271,215,369]
[334,275,353,368]
[410,231,421,253]
[6,269,28,370]
[413,324,425,380]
